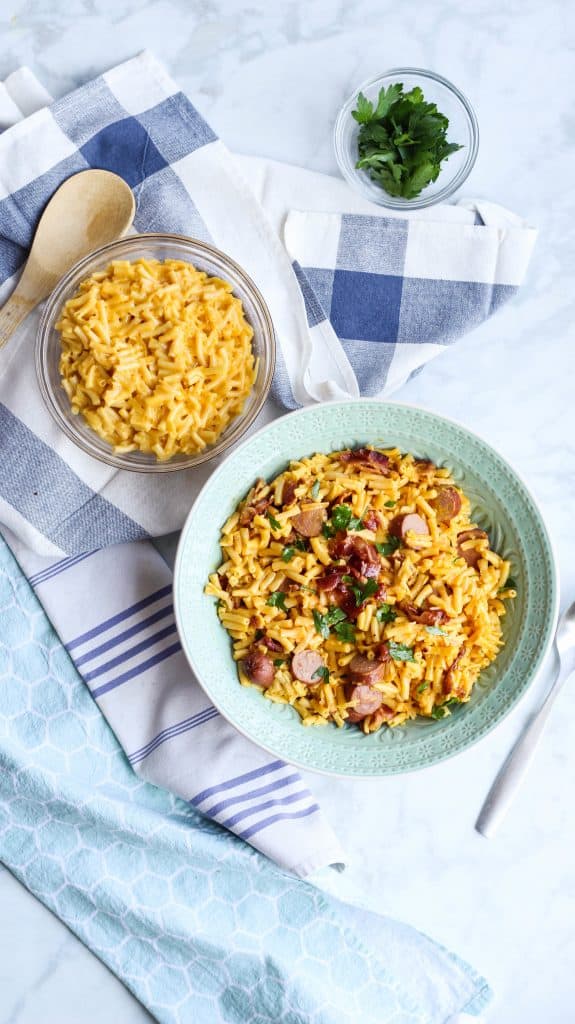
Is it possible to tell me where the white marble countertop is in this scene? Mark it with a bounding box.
[1,1,574,1022]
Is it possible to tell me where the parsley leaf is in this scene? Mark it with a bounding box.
[273,658,286,667]
[322,522,335,539]
[376,603,397,623]
[431,705,450,720]
[334,621,356,643]
[376,536,401,557]
[281,546,295,562]
[425,625,448,636]
[352,83,463,200]
[500,577,518,592]
[312,665,330,683]
[267,591,287,612]
[388,641,415,662]
[310,479,320,500]
[384,500,396,508]
[313,607,348,639]
[330,505,364,532]
[312,609,330,639]
[417,682,429,693]
[347,577,379,607]
[267,511,281,531]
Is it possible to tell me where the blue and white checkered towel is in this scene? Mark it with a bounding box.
[0,50,535,556]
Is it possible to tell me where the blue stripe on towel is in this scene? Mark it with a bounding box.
[90,641,182,699]
[82,623,179,682]
[191,760,285,806]
[28,550,99,587]
[67,584,172,650]
[128,707,219,764]
[203,773,301,818]
[221,789,313,829]
[0,405,148,553]
[75,604,174,666]
[238,803,320,840]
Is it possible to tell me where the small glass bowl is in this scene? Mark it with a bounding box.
[36,234,276,473]
[334,67,479,210]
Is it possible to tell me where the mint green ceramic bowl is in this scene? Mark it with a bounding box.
[174,401,558,776]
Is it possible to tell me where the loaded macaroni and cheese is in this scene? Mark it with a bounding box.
[206,447,516,733]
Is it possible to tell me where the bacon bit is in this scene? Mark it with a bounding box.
[261,636,283,653]
[443,646,467,694]
[329,491,353,510]
[368,704,395,729]
[339,448,390,474]
[373,583,388,602]
[239,494,272,526]
[281,477,297,506]
[316,566,348,592]
[362,509,380,532]
[376,643,392,662]
[400,603,448,627]
[218,573,229,591]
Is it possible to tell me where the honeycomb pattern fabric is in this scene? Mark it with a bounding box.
[0,536,491,1023]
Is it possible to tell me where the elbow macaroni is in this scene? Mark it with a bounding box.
[57,258,256,460]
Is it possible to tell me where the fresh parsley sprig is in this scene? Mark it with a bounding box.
[352,83,463,200]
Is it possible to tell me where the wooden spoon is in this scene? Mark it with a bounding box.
[0,169,135,351]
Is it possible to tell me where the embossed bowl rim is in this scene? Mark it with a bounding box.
[174,399,559,776]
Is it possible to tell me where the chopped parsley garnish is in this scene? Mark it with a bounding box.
[273,658,286,667]
[310,479,321,500]
[376,603,397,623]
[500,577,518,592]
[425,625,448,636]
[334,621,356,644]
[282,537,307,562]
[343,576,379,607]
[267,591,287,612]
[330,505,363,532]
[352,83,463,200]
[387,641,415,662]
[322,522,335,540]
[417,682,429,693]
[312,665,330,683]
[431,705,450,720]
[376,536,401,557]
[313,607,348,639]
[267,511,281,531]
[384,500,396,508]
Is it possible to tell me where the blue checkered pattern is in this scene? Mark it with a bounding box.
[280,211,518,407]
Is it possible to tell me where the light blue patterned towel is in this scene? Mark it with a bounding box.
[0,536,491,1023]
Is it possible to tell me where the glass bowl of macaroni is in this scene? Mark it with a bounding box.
[36,234,276,473]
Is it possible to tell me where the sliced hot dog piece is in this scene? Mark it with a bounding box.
[457,529,488,568]
[348,653,387,684]
[432,487,462,523]
[346,683,384,722]
[243,651,275,687]
[292,650,326,684]
[292,508,325,537]
[389,513,429,540]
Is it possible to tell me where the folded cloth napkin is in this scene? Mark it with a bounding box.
[0,536,491,1024]
[0,50,536,555]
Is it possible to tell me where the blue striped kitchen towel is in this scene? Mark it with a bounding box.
[0,50,536,557]
[0,533,492,1024]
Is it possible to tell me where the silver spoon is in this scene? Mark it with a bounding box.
[476,599,575,837]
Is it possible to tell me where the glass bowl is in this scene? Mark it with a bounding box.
[36,234,276,473]
[334,67,479,210]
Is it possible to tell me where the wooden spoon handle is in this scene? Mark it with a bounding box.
[0,290,35,352]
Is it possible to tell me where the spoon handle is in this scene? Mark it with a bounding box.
[475,662,569,838]
[0,289,35,351]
